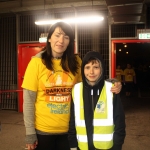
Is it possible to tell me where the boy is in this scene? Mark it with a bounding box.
[68,51,126,150]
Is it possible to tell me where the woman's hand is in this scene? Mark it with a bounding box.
[111,82,122,94]
[26,141,38,150]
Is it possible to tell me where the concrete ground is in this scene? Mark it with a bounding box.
[122,85,150,150]
[0,110,25,150]
[0,85,150,150]
[122,97,150,150]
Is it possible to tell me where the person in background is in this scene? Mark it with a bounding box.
[68,51,126,150]
[22,22,122,150]
[123,63,136,97]
[116,65,124,83]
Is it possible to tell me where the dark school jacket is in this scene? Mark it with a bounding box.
[68,51,126,150]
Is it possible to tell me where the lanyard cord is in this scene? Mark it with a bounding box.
[91,89,94,111]
[91,89,100,111]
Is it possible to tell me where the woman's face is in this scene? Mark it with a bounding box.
[48,27,70,57]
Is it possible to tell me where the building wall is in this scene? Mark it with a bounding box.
[0,8,147,110]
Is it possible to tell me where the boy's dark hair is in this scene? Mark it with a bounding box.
[41,22,79,75]
[85,57,99,65]
[84,57,102,74]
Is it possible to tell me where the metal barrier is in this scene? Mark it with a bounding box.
[0,90,22,111]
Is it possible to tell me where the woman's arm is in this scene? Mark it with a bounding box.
[111,82,122,94]
[23,89,38,149]
[106,79,122,94]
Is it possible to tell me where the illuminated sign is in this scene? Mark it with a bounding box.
[139,33,150,39]
[39,37,47,43]
[39,33,48,43]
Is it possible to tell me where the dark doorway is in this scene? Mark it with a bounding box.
[112,39,150,98]
[116,43,150,70]
[116,42,150,98]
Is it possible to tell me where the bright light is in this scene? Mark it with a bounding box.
[126,52,128,54]
[119,49,121,51]
[39,33,48,43]
[35,19,62,25]
[35,16,104,25]
[139,33,150,39]
[39,37,47,43]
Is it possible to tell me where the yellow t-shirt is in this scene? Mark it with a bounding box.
[124,68,135,82]
[116,69,124,82]
[22,55,82,133]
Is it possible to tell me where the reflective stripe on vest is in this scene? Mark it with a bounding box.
[72,81,114,150]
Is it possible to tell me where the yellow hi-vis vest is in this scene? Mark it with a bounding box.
[72,81,114,150]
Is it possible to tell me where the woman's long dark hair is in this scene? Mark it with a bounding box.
[42,22,79,75]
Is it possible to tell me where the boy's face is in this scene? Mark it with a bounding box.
[84,60,101,86]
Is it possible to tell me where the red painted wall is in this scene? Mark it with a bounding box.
[18,43,45,112]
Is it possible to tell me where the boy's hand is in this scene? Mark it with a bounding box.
[111,82,122,94]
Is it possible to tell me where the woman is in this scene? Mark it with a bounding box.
[22,22,122,150]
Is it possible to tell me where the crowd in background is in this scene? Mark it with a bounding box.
[116,61,150,97]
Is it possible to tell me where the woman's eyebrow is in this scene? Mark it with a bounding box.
[54,31,61,34]
[55,32,67,36]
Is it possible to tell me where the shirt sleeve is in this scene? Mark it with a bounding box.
[23,89,37,135]
[132,69,136,76]
[76,55,82,83]
[22,58,39,91]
